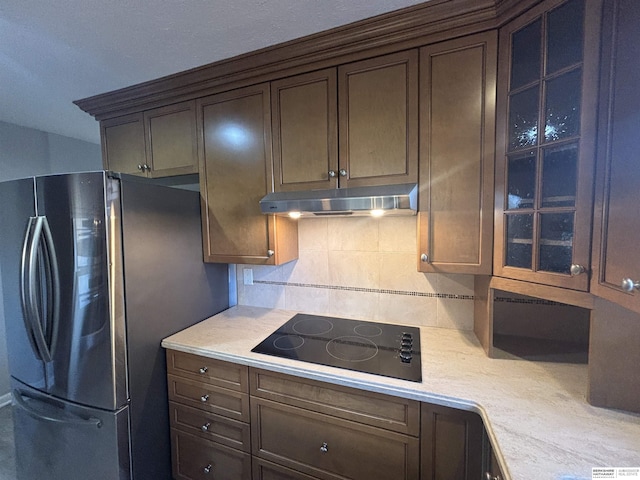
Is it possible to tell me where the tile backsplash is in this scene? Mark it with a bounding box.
[236,216,474,330]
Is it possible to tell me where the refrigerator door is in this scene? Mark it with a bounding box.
[0,177,47,390]
[35,172,127,410]
[12,378,131,480]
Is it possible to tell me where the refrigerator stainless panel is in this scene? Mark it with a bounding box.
[12,379,131,480]
[0,178,46,390]
[1,171,230,480]
[117,174,230,479]
[36,172,126,410]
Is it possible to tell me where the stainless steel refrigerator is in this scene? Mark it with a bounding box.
[0,171,230,480]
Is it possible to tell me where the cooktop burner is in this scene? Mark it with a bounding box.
[251,313,421,382]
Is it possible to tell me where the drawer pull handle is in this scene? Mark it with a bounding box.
[204,463,213,474]
[199,366,208,374]
[201,422,211,432]
[320,442,328,453]
[201,394,209,403]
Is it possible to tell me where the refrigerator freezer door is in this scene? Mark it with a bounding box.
[36,172,127,410]
[12,379,131,480]
[0,178,46,390]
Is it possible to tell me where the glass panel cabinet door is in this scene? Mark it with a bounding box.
[494,0,601,290]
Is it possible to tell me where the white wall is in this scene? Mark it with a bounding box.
[0,120,101,402]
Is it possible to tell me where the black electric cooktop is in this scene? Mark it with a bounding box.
[251,313,422,382]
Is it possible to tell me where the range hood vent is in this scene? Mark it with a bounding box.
[260,183,418,217]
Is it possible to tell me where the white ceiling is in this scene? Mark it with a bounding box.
[0,0,429,144]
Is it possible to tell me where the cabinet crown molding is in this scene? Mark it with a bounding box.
[74,0,541,120]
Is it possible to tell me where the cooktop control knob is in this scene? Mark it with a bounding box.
[399,350,412,363]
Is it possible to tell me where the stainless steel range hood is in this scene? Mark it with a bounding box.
[259,183,417,217]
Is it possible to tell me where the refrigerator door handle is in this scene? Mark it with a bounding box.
[13,389,103,428]
[19,217,43,359]
[23,216,57,363]
[40,215,61,357]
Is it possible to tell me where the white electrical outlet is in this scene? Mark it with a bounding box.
[243,268,254,285]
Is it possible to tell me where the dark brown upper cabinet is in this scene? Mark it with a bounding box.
[197,84,298,265]
[590,0,640,314]
[271,51,418,192]
[418,32,497,275]
[101,113,146,176]
[101,101,199,178]
[143,101,199,177]
[493,0,602,291]
[271,69,338,192]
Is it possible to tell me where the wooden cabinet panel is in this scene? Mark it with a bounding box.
[590,0,640,314]
[100,113,146,175]
[198,83,298,265]
[421,403,483,480]
[251,397,420,480]
[171,430,251,480]
[254,458,323,480]
[486,446,505,480]
[250,369,419,436]
[165,355,488,480]
[101,104,198,178]
[167,375,250,422]
[167,350,249,392]
[169,402,251,453]
[144,100,198,177]
[493,0,602,290]
[339,51,418,188]
[272,69,338,192]
[482,429,506,480]
[418,32,497,274]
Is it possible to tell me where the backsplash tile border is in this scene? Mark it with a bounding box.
[252,281,570,306]
[254,280,474,300]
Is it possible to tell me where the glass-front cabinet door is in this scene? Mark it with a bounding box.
[494,0,602,290]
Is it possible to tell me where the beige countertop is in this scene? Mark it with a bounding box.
[161,305,640,480]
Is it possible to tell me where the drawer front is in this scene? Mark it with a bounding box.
[252,398,419,480]
[169,401,250,453]
[253,458,322,480]
[171,430,251,480]
[250,369,419,435]
[166,350,249,392]
[168,374,250,422]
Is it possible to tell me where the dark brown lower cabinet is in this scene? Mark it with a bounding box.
[171,430,251,480]
[166,350,500,480]
[421,403,484,480]
[253,458,323,480]
[483,430,506,480]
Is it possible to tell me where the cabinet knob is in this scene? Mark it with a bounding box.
[201,422,211,432]
[203,463,213,474]
[485,473,502,480]
[570,264,586,276]
[143,164,150,172]
[267,250,275,257]
[320,442,328,453]
[339,169,347,177]
[621,278,640,292]
[137,164,144,171]
[201,394,209,403]
[199,366,208,374]
[420,253,429,263]
[328,170,337,178]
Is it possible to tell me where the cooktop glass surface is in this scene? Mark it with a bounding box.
[251,313,421,382]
